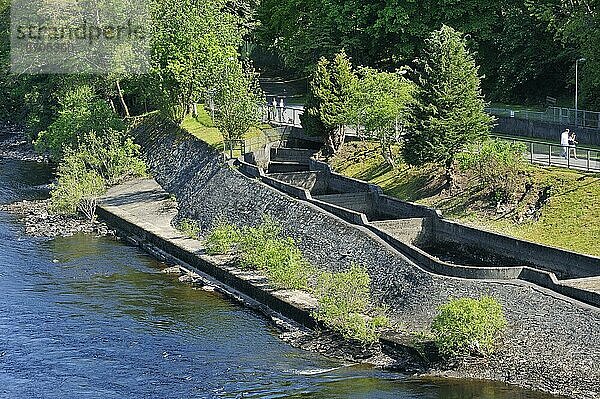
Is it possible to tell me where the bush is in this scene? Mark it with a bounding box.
[204,221,241,254]
[313,264,389,344]
[431,296,507,359]
[457,139,527,203]
[48,129,146,220]
[49,150,106,221]
[238,217,311,290]
[34,85,125,161]
[74,130,147,185]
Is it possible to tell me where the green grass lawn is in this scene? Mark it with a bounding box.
[180,108,267,152]
[331,141,600,257]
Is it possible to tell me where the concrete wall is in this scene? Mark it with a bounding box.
[307,159,600,280]
[131,115,600,399]
[434,219,600,279]
[494,116,600,147]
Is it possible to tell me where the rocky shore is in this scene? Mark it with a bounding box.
[1,125,114,238]
[0,199,115,238]
[0,123,46,162]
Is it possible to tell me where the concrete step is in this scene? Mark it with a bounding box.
[267,161,310,174]
[561,277,600,294]
[370,218,430,245]
[270,147,317,163]
[313,192,372,215]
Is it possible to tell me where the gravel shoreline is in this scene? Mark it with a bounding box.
[0,126,115,238]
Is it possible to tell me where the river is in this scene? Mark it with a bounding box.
[0,158,560,399]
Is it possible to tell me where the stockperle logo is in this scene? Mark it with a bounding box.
[10,0,150,74]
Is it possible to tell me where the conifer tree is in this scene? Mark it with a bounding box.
[403,25,493,185]
[301,51,355,154]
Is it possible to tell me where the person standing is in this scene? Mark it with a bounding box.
[569,131,579,159]
[560,128,570,159]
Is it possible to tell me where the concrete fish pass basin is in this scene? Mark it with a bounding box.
[237,154,600,308]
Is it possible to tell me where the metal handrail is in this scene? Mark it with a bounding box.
[491,135,600,172]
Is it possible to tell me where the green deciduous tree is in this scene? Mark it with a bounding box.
[301,51,356,154]
[349,67,415,166]
[403,25,494,186]
[149,0,243,123]
[213,60,263,142]
[34,85,125,161]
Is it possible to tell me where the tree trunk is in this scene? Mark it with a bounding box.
[327,125,346,154]
[115,80,130,118]
[444,157,454,192]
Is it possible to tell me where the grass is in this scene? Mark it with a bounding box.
[331,141,600,257]
[203,217,388,343]
[181,107,268,153]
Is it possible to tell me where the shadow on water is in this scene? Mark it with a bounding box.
[0,158,566,399]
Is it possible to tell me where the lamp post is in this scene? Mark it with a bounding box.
[575,57,586,127]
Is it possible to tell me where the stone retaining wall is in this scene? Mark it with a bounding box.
[131,115,600,399]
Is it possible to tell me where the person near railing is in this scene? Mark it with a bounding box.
[560,128,570,159]
[569,131,579,159]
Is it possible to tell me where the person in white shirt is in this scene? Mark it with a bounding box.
[560,128,570,158]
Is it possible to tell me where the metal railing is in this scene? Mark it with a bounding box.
[493,135,600,172]
[262,105,304,128]
[487,106,600,129]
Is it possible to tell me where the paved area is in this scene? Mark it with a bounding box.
[99,178,318,311]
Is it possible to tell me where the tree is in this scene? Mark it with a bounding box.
[149,0,243,123]
[403,25,494,186]
[301,51,356,154]
[213,60,263,142]
[528,0,599,107]
[348,67,415,166]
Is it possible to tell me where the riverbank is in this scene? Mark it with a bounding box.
[0,123,46,162]
[97,178,397,366]
[0,128,114,238]
[123,115,599,399]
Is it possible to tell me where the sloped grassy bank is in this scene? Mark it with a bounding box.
[128,114,599,398]
[331,141,600,257]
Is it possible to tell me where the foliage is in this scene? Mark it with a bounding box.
[204,220,241,254]
[431,296,507,359]
[178,218,202,240]
[238,217,311,290]
[313,264,389,344]
[204,217,311,290]
[457,139,527,203]
[348,67,415,166]
[403,25,494,182]
[301,51,356,154]
[73,130,147,186]
[149,0,244,123]
[213,61,264,141]
[34,85,125,161]
[49,150,106,221]
[255,0,571,103]
[529,0,599,107]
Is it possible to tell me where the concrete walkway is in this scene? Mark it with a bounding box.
[98,178,318,324]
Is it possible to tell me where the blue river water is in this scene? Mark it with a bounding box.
[0,158,559,399]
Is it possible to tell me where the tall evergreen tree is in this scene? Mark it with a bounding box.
[301,51,355,154]
[403,25,493,185]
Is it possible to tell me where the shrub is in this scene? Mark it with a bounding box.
[313,264,389,344]
[74,130,147,185]
[238,218,311,290]
[457,139,527,203]
[204,221,241,254]
[34,85,125,161]
[48,129,146,220]
[431,296,507,359]
[178,218,202,240]
[49,150,106,221]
